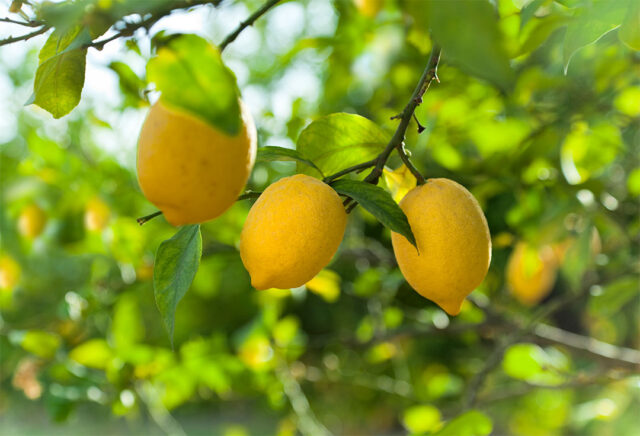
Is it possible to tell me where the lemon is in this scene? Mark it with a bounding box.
[17,203,47,239]
[0,255,21,290]
[391,179,491,315]
[507,242,558,306]
[137,100,257,226]
[240,174,347,290]
[84,197,110,231]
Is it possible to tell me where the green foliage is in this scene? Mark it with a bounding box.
[154,225,202,345]
[147,34,241,135]
[296,113,388,177]
[30,26,88,118]
[331,178,417,247]
[1,0,639,434]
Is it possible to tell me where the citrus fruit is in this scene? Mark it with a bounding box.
[391,178,491,315]
[137,99,257,226]
[507,242,558,306]
[0,255,21,290]
[84,197,110,231]
[17,203,47,239]
[240,174,347,290]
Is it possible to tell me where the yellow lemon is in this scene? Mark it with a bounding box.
[137,100,257,226]
[17,203,47,239]
[354,0,384,18]
[0,255,21,290]
[391,179,491,315]
[507,242,558,306]
[84,197,110,231]
[240,174,347,290]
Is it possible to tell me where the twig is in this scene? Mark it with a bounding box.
[0,17,44,27]
[276,362,331,436]
[323,159,377,183]
[0,25,49,47]
[396,142,425,185]
[219,0,283,51]
[137,211,163,226]
[237,191,262,201]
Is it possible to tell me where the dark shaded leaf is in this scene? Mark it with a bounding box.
[154,224,202,345]
[331,179,416,247]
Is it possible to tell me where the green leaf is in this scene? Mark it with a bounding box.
[619,1,640,50]
[434,410,492,436]
[147,34,240,135]
[154,224,202,345]
[560,226,594,290]
[503,343,567,385]
[402,404,442,434]
[9,330,61,359]
[563,0,631,73]
[296,113,388,178]
[109,61,146,106]
[257,146,324,176]
[30,26,89,118]
[331,179,416,247]
[423,0,514,91]
[520,0,549,29]
[588,277,640,317]
[69,339,113,369]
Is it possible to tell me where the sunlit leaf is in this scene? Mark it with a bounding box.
[563,0,631,72]
[402,404,442,434]
[588,277,640,317]
[422,0,514,91]
[154,224,202,345]
[383,164,417,203]
[69,339,113,369]
[9,330,61,359]
[331,179,416,247]
[30,26,89,118]
[503,343,568,385]
[257,146,324,176]
[434,410,492,436]
[619,2,640,50]
[296,113,388,178]
[147,34,240,135]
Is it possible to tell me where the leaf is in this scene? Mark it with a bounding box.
[560,225,594,290]
[502,343,567,385]
[29,26,89,118]
[257,146,324,176]
[154,224,202,345]
[296,113,388,178]
[619,1,640,50]
[434,410,492,436]
[383,164,417,203]
[69,339,113,369]
[563,0,631,73]
[9,330,61,359]
[402,404,442,434]
[423,0,514,91]
[520,0,549,29]
[147,34,240,135]
[109,61,146,107]
[331,179,416,247]
[588,277,640,317]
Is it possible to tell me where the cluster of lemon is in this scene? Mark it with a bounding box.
[137,100,491,315]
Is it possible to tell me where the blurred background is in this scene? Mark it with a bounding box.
[0,0,639,434]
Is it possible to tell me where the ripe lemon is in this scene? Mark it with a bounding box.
[17,204,47,239]
[240,174,347,290]
[137,100,257,226]
[391,179,491,315]
[507,242,558,306]
[84,197,110,231]
[0,255,21,290]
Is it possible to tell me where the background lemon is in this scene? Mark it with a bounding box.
[0,255,21,290]
[137,100,257,226]
[507,242,558,306]
[391,178,491,315]
[240,174,347,290]
[17,203,47,239]
[84,197,111,232]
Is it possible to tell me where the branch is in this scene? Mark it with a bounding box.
[0,17,44,27]
[0,25,49,47]
[531,323,640,368]
[361,46,441,187]
[323,158,377,183]
[219,0,283,52]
